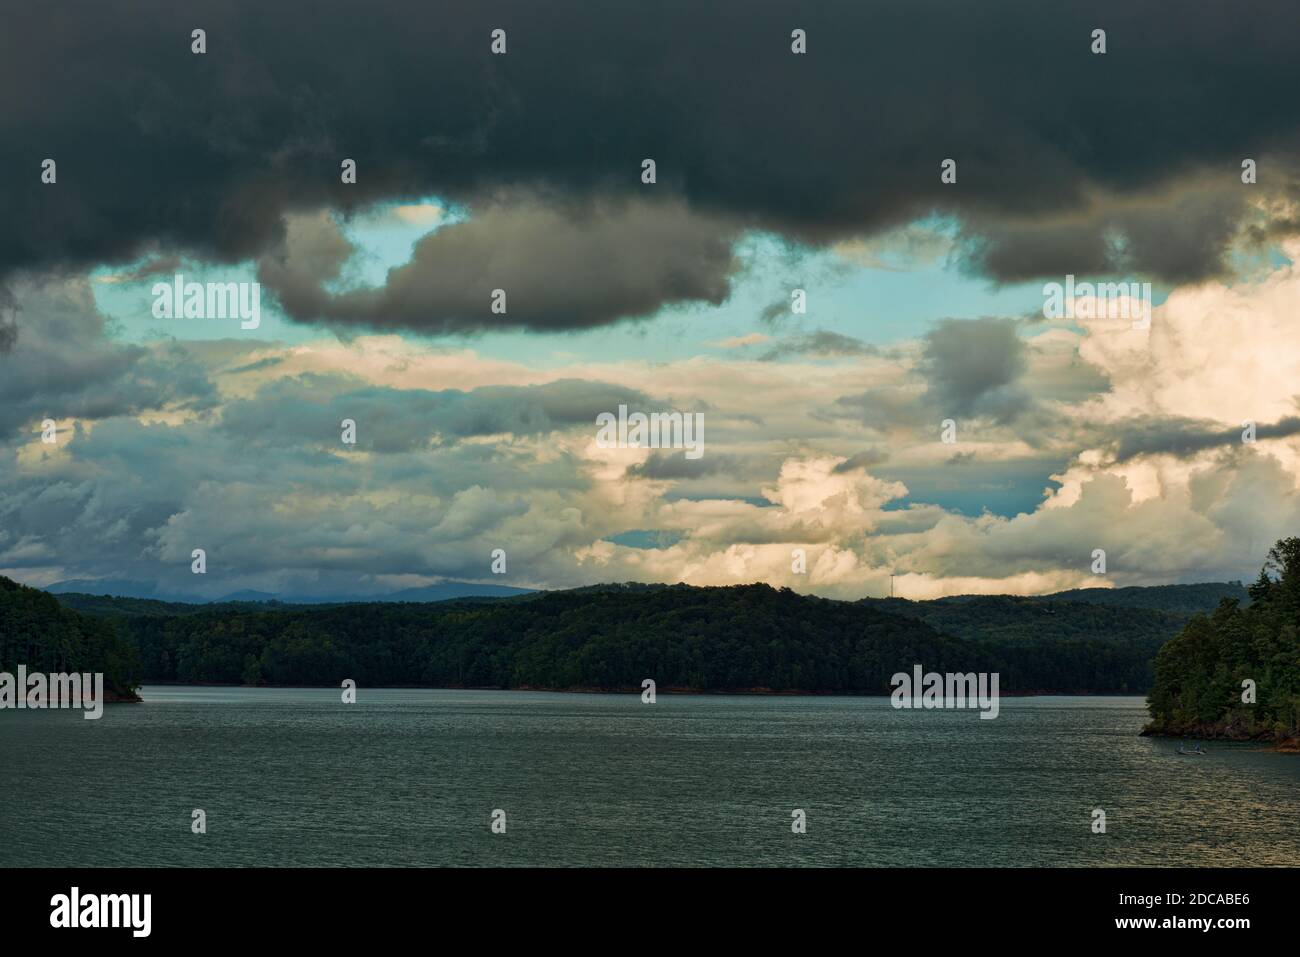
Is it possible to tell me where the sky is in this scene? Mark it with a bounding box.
[4,0,1300,600]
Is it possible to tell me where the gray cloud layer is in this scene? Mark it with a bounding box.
[258,198,739,333]
[920,317,1029,423]
[219,375,654,452]
[0,279,217,437]
[4,273,1300,597]
[1112,415,1300,463]
[5,0,1300,336]
[759,330,879,361]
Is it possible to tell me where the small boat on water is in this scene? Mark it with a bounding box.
[1176,742,1208,755]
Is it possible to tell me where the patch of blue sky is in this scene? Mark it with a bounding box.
[605,529,685,550]
[89,259,294,344]
[92,204,1281,364]
[878,462,1063,519]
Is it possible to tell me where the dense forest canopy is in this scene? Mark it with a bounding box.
[36,581,1203,694]
[860,595,1191,649]
[1146,538,1300,742]
[0,577,140,698]
[10,571,1282,702]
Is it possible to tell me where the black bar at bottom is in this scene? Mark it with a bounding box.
[10,867,1275,943]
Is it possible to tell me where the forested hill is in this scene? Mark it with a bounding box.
[1146,540,1300,746]
[1043,582,1250,615]
[0,577,141,700]
[49,582,1167,694]
[856,585,1250,689]
[859,595,1188,650]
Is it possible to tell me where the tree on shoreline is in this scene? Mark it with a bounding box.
[1148,537,1300,741]
[0,577,140,698]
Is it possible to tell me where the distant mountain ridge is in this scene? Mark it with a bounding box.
[44,577,1247,612]
[45,579,536,605]
[859,595,1187,651]
[858,582,1249,651]
[1043,582,1249,615]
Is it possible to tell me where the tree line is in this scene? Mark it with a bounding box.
[43,581,1172,694]
[0,577,140,699]
[1146,538,1300,743]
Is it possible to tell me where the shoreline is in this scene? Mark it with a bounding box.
[1141,723,1300,753]
[130,681,1146,698]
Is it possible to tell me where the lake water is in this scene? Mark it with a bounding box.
[2,688,1298,867]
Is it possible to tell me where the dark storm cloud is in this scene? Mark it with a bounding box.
[1112,415,1300,462]
[258,197,739,333]
[920,317,1029,423]
[0,285,18,352]
[959,187,1251,284]
[2,0,1299,332]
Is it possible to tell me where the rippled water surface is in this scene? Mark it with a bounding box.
[2,688,1297,866]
